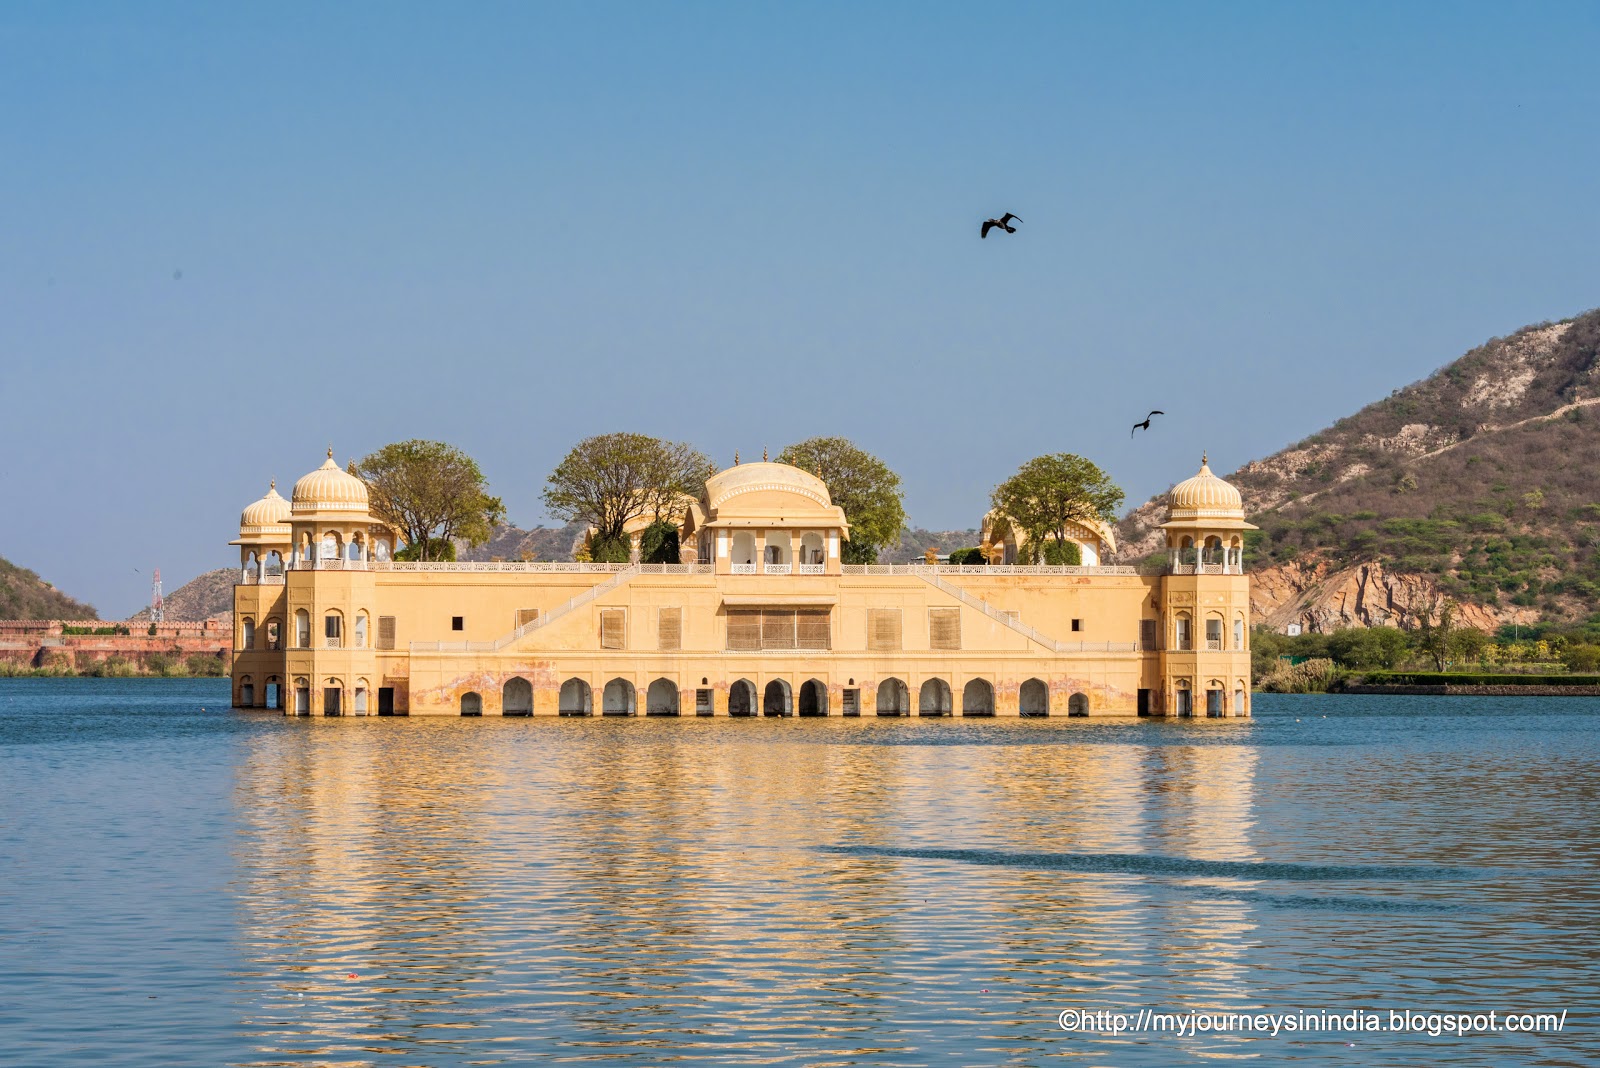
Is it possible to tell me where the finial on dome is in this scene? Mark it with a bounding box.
[1202,451,1208,465]
[327,445,334,460]
[763,446,769,462]
[269,479,275,491]
[734,450,740,465]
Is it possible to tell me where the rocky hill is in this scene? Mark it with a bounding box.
[1116,310,1600,632]
[128,568,235,623]
[882,528,983,564]
[458,522,588,562]
[0,555,97,619]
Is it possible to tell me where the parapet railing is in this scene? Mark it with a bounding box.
[377,561,713,574]
[842,564,1138,576]
[409,565,646,654]
[1169,563,1241,575]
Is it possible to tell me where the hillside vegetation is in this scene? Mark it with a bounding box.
[0,555,97,619]
[1117,309,1600,627]
[127,568,236,622]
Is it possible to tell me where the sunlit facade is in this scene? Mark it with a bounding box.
[231,452,1253,718]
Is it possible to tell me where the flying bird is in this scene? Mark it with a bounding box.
[1131,410,1166,437]
[980,213,1021,239]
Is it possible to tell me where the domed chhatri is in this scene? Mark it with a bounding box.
[291,448,370,513]
[239,480,291,531]
[232,450,1253,720]
[1167,453,1245,519]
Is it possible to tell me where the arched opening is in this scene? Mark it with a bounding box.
[503,677,533,716]
[918,678,952,717]
[346,534,363,562]
[1175,680,1193,717]
[354,681,369,715]
[559,678,592,716]
[731,531,757,570]
[1068,692,1089,717]
[319,532,341,561]
[798,679,828,716]
[1206,682,1226,717]
[764,531,792,569]
[603,678,636,716]
[763,679,791,716]
[799,532,824,568]
[264,551,284,578]
[241,617,256,651]
[294,679,310,715]
[1019,678,1049,717]
[646,678,679,716]
[243,550,258,582]
[1203,535,1224,566]
[876,678,910,716]
[354,612,369,649]
[729,679,756,717]
[373,538,391,563]
[1234,615,1246,651]
[266,618,282,651]
[1205,614,1224,651]
[239,675,254,708]
[1174,612,1193,651]
[1235,680,1248,717]
[294,610,310,649]
[962,678,994,716]
[323,679,343,716]
[265,676,281,711]
[460,691,483,716]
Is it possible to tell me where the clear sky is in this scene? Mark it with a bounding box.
[5,2,1600,615]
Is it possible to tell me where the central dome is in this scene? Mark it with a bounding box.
[291,450,370,513]
[704,461,833,510]
[1168,456,1244,517]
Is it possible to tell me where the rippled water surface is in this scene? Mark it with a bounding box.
[2,679,1597,1066]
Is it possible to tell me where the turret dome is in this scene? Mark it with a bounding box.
[291,449,370,513]
[1168,455,1244,519]
[240,481,291,530]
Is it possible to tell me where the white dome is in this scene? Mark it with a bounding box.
[240,481,291,531]
[291,449,370,514]
[1168,456,1244,519]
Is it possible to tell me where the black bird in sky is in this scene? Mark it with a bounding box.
[980,213,1021,238]
[1131,410,1166,437]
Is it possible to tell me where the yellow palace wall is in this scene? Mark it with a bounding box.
[232,565,1253,718]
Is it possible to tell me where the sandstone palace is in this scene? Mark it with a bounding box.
[231,451,1253,718]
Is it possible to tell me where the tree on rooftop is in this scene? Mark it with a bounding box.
[543,433,709,547]
[991,453,1124,564]
[356,440,505,562]
[777,437,906,564]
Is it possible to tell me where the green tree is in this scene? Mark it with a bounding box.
[1417,596,1459,671]
[357,440,506,562]
[639,519,680,564]
[776,437,907,564]
[543,433,709,547]
[1328,626,1412,669]
[991,453,1124,564]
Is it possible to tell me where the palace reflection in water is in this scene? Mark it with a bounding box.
[230,719,1265,1065]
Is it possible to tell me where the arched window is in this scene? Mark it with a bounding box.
[266,617,282,651]
[1019,678,1049,717]
[918,678,952,716]
[354,612,369,649]
[324,611,343,649]
[503,677,533,716]
[1205,614,1224,651]
[1175,612,1193,651]
[962,678,994,716]
[460,691,482,716]
[294,610,310,649]
[241,617,256,651]
[1234,616,1245,650]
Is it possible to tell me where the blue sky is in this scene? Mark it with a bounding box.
[5,2,1600,614]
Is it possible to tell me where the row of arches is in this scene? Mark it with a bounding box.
[240,611,369,651]
[458,676,1091,717]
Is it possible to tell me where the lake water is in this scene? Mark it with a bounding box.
[1,679,1596,1066]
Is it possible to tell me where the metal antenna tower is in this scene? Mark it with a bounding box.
[151,568,165,623]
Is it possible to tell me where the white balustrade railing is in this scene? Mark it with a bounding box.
[1170,563,1236,575]
[764,563,792,575]
[798,563,825,575]
[842,563,1138,576]
[731,563,757,575]
[373,561,710,574]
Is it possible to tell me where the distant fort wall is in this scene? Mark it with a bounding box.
[0,619,232,672]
